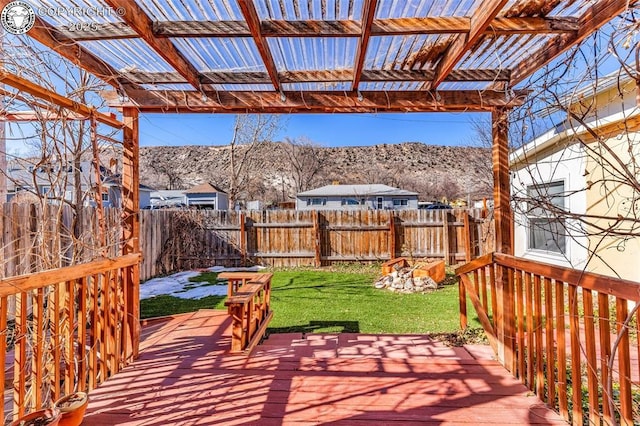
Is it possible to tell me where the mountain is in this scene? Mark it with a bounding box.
[139,142,492,203]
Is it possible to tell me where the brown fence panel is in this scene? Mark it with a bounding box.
[247,210,315,267]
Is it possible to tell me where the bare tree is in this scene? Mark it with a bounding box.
[279,137,329,196]
[227,114,282,207]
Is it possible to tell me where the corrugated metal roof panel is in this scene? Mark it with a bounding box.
[366,35,456,70]
[255,0,362,20]
[282,82,352,91]
[172,38,266,72]
[32,0,120,24]
[268,38,358,71]
[375,0,476,18]
[138,0,242,21]
[78,39,175,72]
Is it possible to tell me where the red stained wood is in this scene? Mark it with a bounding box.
[83,310,563,425]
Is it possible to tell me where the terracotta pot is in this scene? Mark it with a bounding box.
[53,392,89,426]
[11,408,61,426]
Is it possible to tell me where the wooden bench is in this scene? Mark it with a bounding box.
[220,272,273,353]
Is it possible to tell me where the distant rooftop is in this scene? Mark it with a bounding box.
[184,182,227,194]
[298,184,418,197]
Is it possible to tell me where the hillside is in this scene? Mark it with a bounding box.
[139,142,491,204]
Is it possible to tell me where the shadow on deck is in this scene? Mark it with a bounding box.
[83,310,565,425]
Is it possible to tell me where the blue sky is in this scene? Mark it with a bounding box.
[138,112,490,148]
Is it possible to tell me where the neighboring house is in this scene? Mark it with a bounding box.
[296,184,418,210]
[184,183,229,210]
[150,190,187,208]
[102,176,154,209]
[510,73,639,280]
[6,160,153,208]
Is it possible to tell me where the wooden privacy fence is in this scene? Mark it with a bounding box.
[456,253,640,426]
[139,208,493,279]
[0,254,140,423]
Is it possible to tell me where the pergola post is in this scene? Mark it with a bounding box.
[122,107,141,359]
[492,107,515,371]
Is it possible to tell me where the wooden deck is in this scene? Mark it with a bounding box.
[83,310,565,425]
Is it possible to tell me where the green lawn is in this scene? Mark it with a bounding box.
[140,268,481,335]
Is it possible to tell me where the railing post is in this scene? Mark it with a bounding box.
[492,107,514,370]
[122,107,140,360]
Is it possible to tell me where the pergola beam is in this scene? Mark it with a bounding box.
[124,69,511,85]
[0,71,123,128]
[102,0,204,91]
[432,0,509,89]
[103,89,527,113]
[0,0,139,93]
[510,0,638,85]
[53,17,579,41]
[352,0,378,90]
[237,0,281,92]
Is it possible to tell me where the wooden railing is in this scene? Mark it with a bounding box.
[0,254,141,423]
[456,253,640,425]
[223,273,273,353]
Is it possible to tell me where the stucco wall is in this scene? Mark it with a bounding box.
[512,144,589,270]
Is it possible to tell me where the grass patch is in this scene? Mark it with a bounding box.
[188,272,220,283]
[140,268,482,336]
[267,269,480,334]
[141,295,226,319]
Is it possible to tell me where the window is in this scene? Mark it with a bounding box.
[102,192,109,202]
[341,198,362,206]
[377,197,383,209]
[307,198,326,206]
[393,199,408,207]
[527,181,566,254]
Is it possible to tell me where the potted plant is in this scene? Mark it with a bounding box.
[53,392,89,426]
[11,408,61,426]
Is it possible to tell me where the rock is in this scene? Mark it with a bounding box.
[423,276,438,290]
[404,278,414,290]
[374,279,387,289]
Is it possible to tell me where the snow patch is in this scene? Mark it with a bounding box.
[140,266,265,300]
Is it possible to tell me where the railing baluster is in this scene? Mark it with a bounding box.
[480,266,488,314]
[459,274,467,329]
[544,277,555,408]
[91,273,99,389]
[64,278,75,395]
[489,264,497,336]
[515,268,525,382]
[79,276,88,392]
[0,296,8,424]
[525,271,534,389]
[555,280,568,421]
[33,288,44,409]
[598,293,612,425]
[615,297,632,425]
[53,283,62,400]
[568,284,583,426]
[534,275,544,398]
[13,292,27,420]
[582,289,599,424]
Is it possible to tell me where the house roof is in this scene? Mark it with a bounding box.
[511,74,640,170]
[184,182,227,194]
[298,184,417,197]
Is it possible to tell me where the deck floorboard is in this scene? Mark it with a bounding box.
[83,310,565,425]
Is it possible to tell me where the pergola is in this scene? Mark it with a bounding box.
[0,0,637,422]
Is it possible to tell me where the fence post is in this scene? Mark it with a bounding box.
[312,210,321,267]
[463,212,472,262]
[442,211,450,265]
[388,211,396,260]
[239,212,246,266]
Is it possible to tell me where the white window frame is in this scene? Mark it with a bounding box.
[526,181,567,254]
